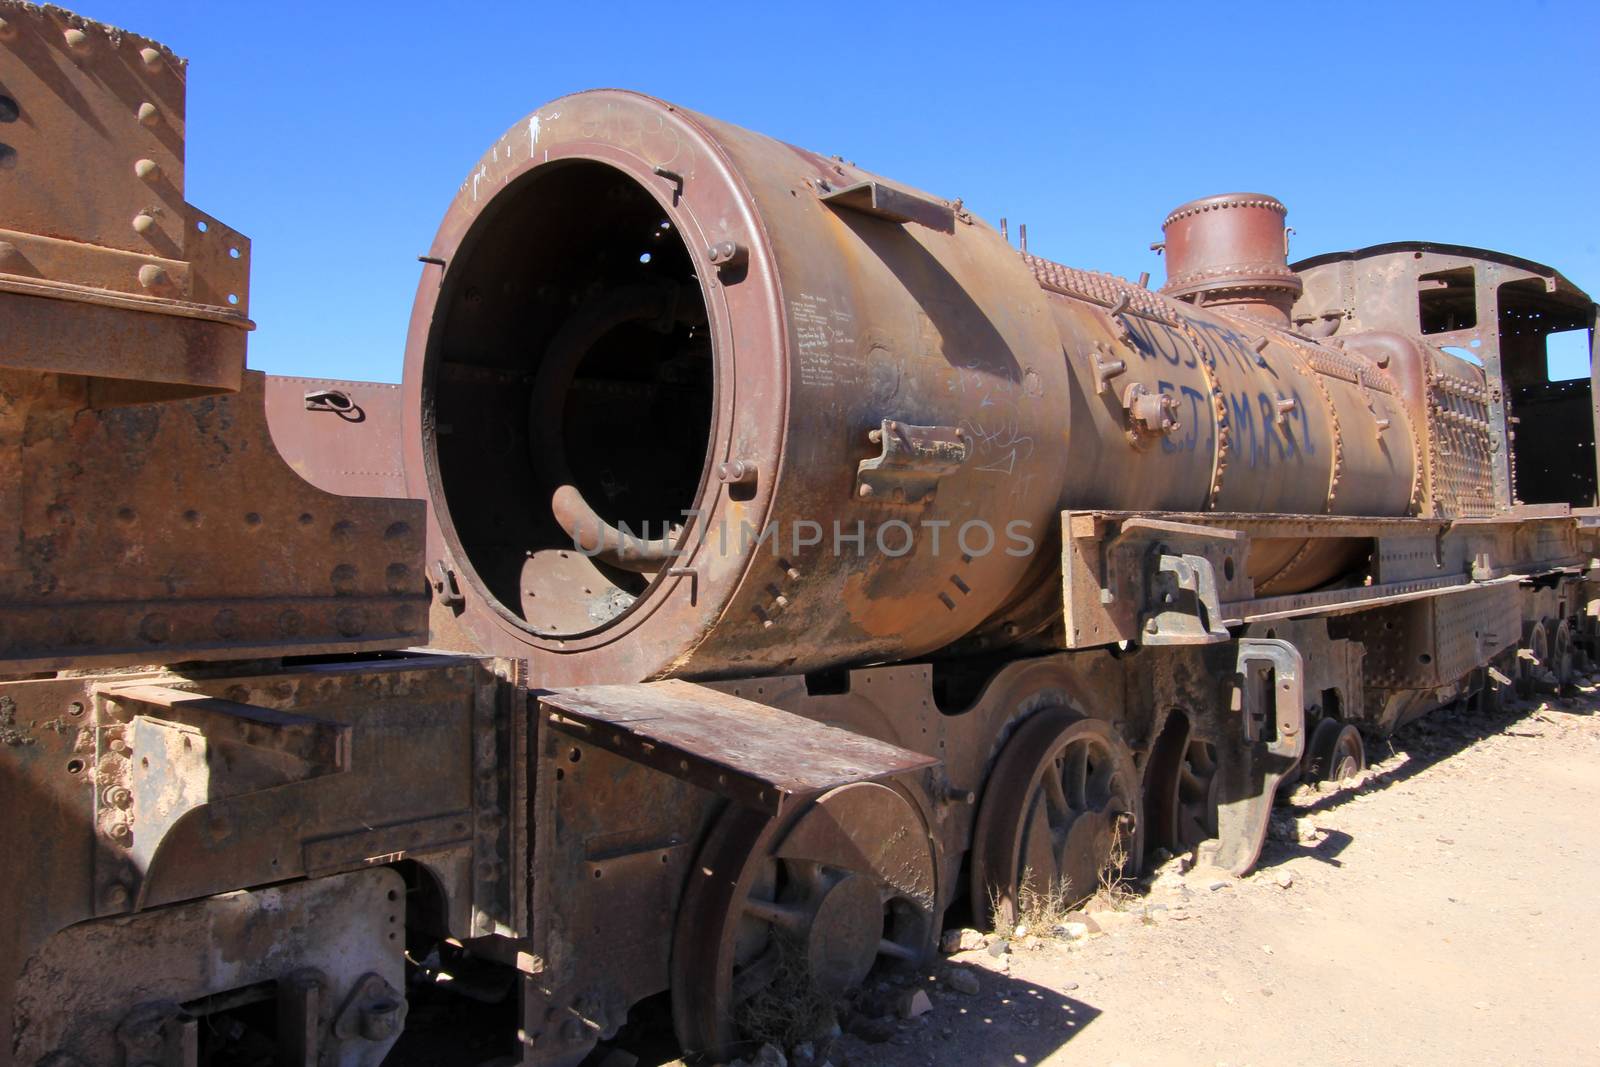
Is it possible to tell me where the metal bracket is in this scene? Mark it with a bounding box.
[1092,343,1127,395]
[1202,639,1305,875]
[1142,551,1230,645]
[97,684,351,909]
[432,559,465,608]
[821,180,956,233]
[855,419,969,504]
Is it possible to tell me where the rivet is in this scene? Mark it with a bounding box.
[335,607,366,638]
[134,157,159,180]
[63,27,90,53]
[108,821,132,845]
[138,613,169,643]
[136,101,159,126]
[138,46,162,72]
[0,18,16,42]
[132,212,156,234]
[136,263,167,288]
[104,785,132,809]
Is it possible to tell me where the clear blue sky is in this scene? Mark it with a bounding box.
[78,0,1599,383]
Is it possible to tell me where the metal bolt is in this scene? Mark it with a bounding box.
[138,46,162,72]
[942,785,976,805]
[706,240,748,269]
[136,101,159,126]
[108,821,132,845]
[134,158,159,180]
[104,785,132,809]
[717,459,758,487]
[0,18,15,42]
[132,212,156,234]
[62,27,90,53]
[137,263,167,288]
[101,882,130,909]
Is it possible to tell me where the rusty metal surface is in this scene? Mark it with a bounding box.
[1158,193,1302,325]
[0,0,251,401]
[403,89,1066,685]
[265,375,410,499]
[538,679,937,815]
[670,781,936,1060]
[1293,242,1596,510]
[3,12,1599,1065]
[394,92,1488,685]
[14,868,405,1066]
[0,654,513,1057]
[0,370,431,669]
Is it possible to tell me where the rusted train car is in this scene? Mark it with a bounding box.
[3,4,1597,1064]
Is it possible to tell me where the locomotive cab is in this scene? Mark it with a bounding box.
[1293,242,1598,509]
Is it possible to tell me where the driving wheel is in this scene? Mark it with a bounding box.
[971,710,1142,930]
[670,782,935,1062]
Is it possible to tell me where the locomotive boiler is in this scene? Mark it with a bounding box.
[402,92,1418,686]
[5,7,1599,1066]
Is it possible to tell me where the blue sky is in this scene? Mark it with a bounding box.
[77,1,1599,383]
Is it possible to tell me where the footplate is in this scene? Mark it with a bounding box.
[537,680,937,815]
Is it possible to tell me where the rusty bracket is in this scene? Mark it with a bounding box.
[96,684,351,909]
[432,559,466,608]
[1092,343,1127,395]
[1122,518,1246,646]
[855,419,969,504]
[1143,551,1230,645]
[1203,638,1305,875]
[821,181,956,233]
[538,680,937,816]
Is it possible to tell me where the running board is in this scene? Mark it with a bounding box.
[536,680,937,816]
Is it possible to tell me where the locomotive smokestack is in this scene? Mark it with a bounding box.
[1158,193,1302,326]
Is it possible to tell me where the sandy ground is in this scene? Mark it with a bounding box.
[703,681,1600,1067]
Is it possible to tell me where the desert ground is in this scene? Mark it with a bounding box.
[673,679,1600,1067]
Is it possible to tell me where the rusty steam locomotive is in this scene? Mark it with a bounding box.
[3,4,1597,1065]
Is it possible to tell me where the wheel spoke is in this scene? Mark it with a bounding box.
[877,939,918,962]
[1064,743,1089,810]
[743,895,806,933]
[1043,765,1071,821]
[730,943,781,1004]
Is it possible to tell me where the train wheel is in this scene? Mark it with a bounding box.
[971,711,1142,930]
[1516,620,1550,699]
[1175,738,1221,847]
[1550,617,1576,696]
[670,782,935,1062]
[1143,713,1219,854]
[1306,718,1364,782]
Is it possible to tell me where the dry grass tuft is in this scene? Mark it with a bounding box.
[732,933,836,1051]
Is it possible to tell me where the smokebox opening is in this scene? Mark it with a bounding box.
[429,160,714,638]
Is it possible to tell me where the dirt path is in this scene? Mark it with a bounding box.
[703,682,1600,1067]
